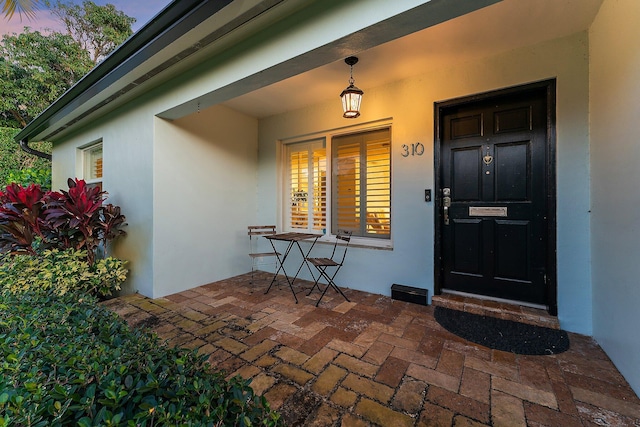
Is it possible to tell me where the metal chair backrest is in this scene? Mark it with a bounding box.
[248,225,277,237]
[329,229,352,266]
[247,225,279,284]
[248,225,277,254]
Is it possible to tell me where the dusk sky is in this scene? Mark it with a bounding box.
[0,1,173,37]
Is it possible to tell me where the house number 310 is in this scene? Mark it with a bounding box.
[401,142,424,157]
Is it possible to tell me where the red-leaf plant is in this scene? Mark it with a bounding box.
[100,204,127,244]
[0,179,126,264]
[0,183,47,254]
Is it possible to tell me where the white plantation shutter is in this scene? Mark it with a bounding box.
[365,133,391,235]
[332,128,391,238]
[334,138,360,232]
[311,146,327,229]
[286,140,326,232]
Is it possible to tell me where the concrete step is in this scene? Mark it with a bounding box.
[431,293,560,330]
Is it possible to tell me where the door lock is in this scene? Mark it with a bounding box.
[443,188,451,225]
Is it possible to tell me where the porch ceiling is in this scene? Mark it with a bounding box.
[223,0,603,119]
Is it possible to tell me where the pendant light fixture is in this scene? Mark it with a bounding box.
[340,56,364,118]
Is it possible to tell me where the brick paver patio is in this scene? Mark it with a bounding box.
[102,272,640,426]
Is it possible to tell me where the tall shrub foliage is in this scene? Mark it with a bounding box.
[0,127,51,189]
[0,178,126,262]
[0,178,127,297]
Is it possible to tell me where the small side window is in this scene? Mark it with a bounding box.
[83,143,103,190]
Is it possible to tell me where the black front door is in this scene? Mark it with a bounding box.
[436,84,554,306]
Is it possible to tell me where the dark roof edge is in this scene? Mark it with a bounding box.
[14,0,223,144]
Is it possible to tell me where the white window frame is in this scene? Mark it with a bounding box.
[332,127,392,240]
[80,141,103,187]
[284,138,327,234]
[280,121,393,249]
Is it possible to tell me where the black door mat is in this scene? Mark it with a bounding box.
[434,306,570,355]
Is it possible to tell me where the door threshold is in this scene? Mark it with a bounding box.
[435,290,559,329]
[442,289,547,311]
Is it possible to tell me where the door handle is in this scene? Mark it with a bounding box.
[443,188,451,225]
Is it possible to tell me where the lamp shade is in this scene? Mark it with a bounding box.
[340,84,364,118]
[340,56,363,118]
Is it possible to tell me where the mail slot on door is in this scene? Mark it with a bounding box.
[469,206,508,217]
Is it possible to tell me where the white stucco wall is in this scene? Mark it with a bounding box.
[590,0,640,395]
[51,101,258,299]
[258,32,592,334]
[152,106,258,298]
[51,99,156,297]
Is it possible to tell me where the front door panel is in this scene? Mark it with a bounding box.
[440,89,548,304]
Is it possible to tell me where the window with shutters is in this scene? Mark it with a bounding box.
[332,128,391,238]
[282,127,391,241]
[83,143,103,189]
[285,140,326,232]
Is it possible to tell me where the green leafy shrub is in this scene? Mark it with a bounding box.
[0,127,51,188]
[0,292,282,426]
[91,257,129,297]
[0,248,127,298]
[5,168,51,191]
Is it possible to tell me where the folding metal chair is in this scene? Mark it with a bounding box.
[248,225,280,284]
[306,230,352,306]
